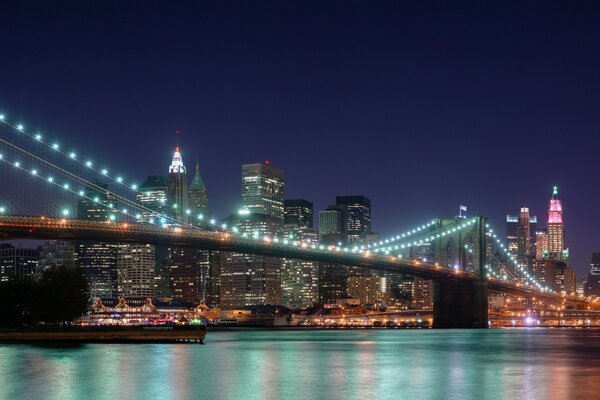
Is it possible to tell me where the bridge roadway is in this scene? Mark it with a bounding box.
[0,216,585,306]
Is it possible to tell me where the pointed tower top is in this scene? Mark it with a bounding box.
[552,185,559,199]
[189,160,206,190]
[169,139,186,174]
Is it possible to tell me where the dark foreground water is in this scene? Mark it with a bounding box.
[2,328,600,400]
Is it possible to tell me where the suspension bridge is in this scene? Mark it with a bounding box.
[0,112,593,328]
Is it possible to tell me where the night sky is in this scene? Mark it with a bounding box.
[1,1,599,275]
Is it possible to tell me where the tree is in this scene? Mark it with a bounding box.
[30,267,90,325]
[0,278,35,328]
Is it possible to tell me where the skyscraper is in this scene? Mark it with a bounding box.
[284,199,313,229]
[585,253,600,297]
[169,247,202,303]
[547,186,566,261]
[0,244,39,282]
[241,161,284,219]
[506,207,537,260]
[136,176,169,223]
[318,207,345,244]
[117,244,155,299]
[77,182,118,300]
[535,230,548,259]
[168,146,189,223]
[335,196,371,244]
[220,212,282,308]
[281,223,319,309]
[77,181,119,221]
[136,175,170,297]
[188,161,209,220]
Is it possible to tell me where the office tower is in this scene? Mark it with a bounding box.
[136,176,170,297]
[413,277,434,309]
[335,195,371,244]
[188,161,209,221]
[241,161,284,219]
[318,263,348,304]
[136,176,169,223]
[220,212,282,308]
[585,253,600,297]
[547,186,566,260]
[347,276,391,305]
[169,247,202,303]
[535,230,548,259]
[284,199,313,229]
[317,206,348,304]
[318,207,345,244]
[167,145,189,223]
[77,181,118,221]
[117,244,155,299]
[0,244,39,282]
[186,160,216,305]
[77,182,118,300]
[281,225,319,309]
[201,251,222,307]
[506,207,537,260]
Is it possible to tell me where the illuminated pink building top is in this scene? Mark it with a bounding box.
[548,186,562,224]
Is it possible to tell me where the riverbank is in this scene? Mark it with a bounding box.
[0,326,206,344]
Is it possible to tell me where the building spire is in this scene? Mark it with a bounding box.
[169,133,186,174]
[189,159,206,189]
[552,185,559,199]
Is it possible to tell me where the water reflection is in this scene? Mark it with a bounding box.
[2,329,600,400]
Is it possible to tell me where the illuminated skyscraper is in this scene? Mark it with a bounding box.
[535,230,548,259]
[0,244,39,282]
[585,253,600,297]
[506,207,537,261]
[281,218,318,309]
[136,176,169,223]
[335,196,371,244]
[547,186,566,260]
[117,244,155,299]
[284,199,313,229]
[188,161,209,221]
[220,212,282,308]
[77,182,118,299]
[318,207,345,244]
[136,176,170,297]
[241,161,284,220]
[167,146,188,223]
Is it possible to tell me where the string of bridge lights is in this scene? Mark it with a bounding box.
[370,218,479,255]
[367,219,437,249]
[0,114,215,230]
[0,152,221,229]
[0,113,140,193]
[485,223,552,293]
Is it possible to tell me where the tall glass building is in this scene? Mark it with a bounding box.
[241,161,284,220]
[284,199,313,229]
[77,181,118,300]
[335,195,371,244]
[136,175,169,223]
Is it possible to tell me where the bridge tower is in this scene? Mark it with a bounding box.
[432,216,488,328]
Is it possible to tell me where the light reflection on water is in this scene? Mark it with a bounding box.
[2,329,600,400]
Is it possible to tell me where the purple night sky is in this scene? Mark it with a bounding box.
[1,1,599,275]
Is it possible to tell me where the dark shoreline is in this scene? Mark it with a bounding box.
[0,326,206,343]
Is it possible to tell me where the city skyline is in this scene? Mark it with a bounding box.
[2,2,598,275]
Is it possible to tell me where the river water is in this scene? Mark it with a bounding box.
[1,328,600,400]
